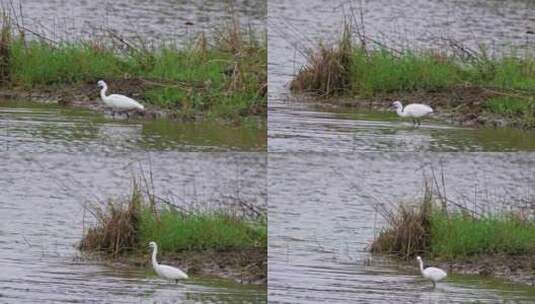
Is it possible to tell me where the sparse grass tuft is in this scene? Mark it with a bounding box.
[79,182,143,256]
[290,23,352,96]
[484,96,535,127]
[370,186,434,259]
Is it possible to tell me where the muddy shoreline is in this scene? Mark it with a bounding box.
[434,254,535,287]
[1,80,175,120]
[0,80,266,123]
[379,254,535,287]
[81,247,267,286]
[291,86,527,128]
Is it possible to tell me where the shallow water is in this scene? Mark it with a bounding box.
[1,1,267,302]
[268,0,535,152]
[269,103,535,152]
[268,153,535,303]
[0,152,267,303]
[0,100,266,152]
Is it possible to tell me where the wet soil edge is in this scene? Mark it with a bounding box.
[0,79,266,123]
[292,86,528,128]
[83,247,267,286]
[434,254,535,287]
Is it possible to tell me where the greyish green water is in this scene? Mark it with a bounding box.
[269,153,535,303]
[0,0,267,302]
[0,102,267,303]
[0,152,267,303]
[0,100,266,152]
[270,103,535,152]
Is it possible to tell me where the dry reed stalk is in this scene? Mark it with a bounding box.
[290,22,353,96]
[79,181,142,256]
[370,184,435,259]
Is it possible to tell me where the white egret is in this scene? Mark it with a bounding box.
[392,101,433,126]
[149,241,189,282]
[416,256,447,288]
[97,80,144,119]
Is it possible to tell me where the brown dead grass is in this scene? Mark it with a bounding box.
[79,182,143,256]
[290,23,352,96]
[371,185,434,259]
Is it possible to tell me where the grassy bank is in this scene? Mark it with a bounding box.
[0,15,266,123]
[370,187,534,284]
[290,24,535,128]
[79,183,267,284]
[430,211,534,259]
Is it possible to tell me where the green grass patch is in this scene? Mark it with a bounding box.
[139,208,267,252]
[430,212,535,259]
[484,96,535,127]
[293,44,535,97]
[371,186,535,260]
[79,182,266,256]
[291,25,535,97]
[9,40,128,85]
[485,96,534,116]
[290,23,535,126]
[0,17,266,122]
[350,49,462,96]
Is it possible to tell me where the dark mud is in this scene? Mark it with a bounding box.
[434,254,535,287]
[1,80,170,119]
[293,86,527,128]
[86,248,267,286]
[379,254,535,287]
[0,79,266,123]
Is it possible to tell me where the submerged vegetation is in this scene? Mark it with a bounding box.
[79,181,267,284]
[290,21,535,128]
[370,182,534,284]
[0,12,266,122]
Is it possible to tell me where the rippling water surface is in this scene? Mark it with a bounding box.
[268,0,535,152]
[12,0,265,42]
[0,101,266,152]
[1,152,267,303]
[1,1,267,302]
[269,153,535,303]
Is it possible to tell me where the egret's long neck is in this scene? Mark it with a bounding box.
[151,246,159,268]
[100,85,108,103]
[418,259,424,274]
[396,106,406,117]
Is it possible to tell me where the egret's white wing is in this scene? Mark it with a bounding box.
[423,267,447,281]
[107,94,144,111]
[404,103,433,118]
[157,264,189,280]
